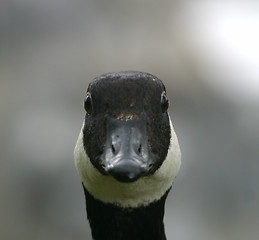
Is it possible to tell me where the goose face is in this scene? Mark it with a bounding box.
[82,72,171,183]
[74,71,181,207]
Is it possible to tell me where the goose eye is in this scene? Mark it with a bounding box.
[161,91,169,113]
[84,93,92,114]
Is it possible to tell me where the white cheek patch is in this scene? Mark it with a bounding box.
[74,116,181,208]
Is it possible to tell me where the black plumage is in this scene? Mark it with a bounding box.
[83,185,170,240]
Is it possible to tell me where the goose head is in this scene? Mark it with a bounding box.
[74,71,181,208]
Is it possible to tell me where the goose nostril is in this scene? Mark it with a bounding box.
[137,144,142,154]
[111,144,116,154]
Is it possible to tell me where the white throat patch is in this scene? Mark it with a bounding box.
[74,116,181,208]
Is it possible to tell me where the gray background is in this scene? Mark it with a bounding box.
[1,0,258,239]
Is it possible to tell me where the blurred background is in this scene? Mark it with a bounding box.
[1,0,258,239]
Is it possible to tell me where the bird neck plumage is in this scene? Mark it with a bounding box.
[83,184,169,240]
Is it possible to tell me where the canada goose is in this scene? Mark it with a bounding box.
[74,71,181,240]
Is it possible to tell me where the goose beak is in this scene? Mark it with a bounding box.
[97,114,158,183]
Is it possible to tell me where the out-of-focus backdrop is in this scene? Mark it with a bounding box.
[1,0,258,239]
